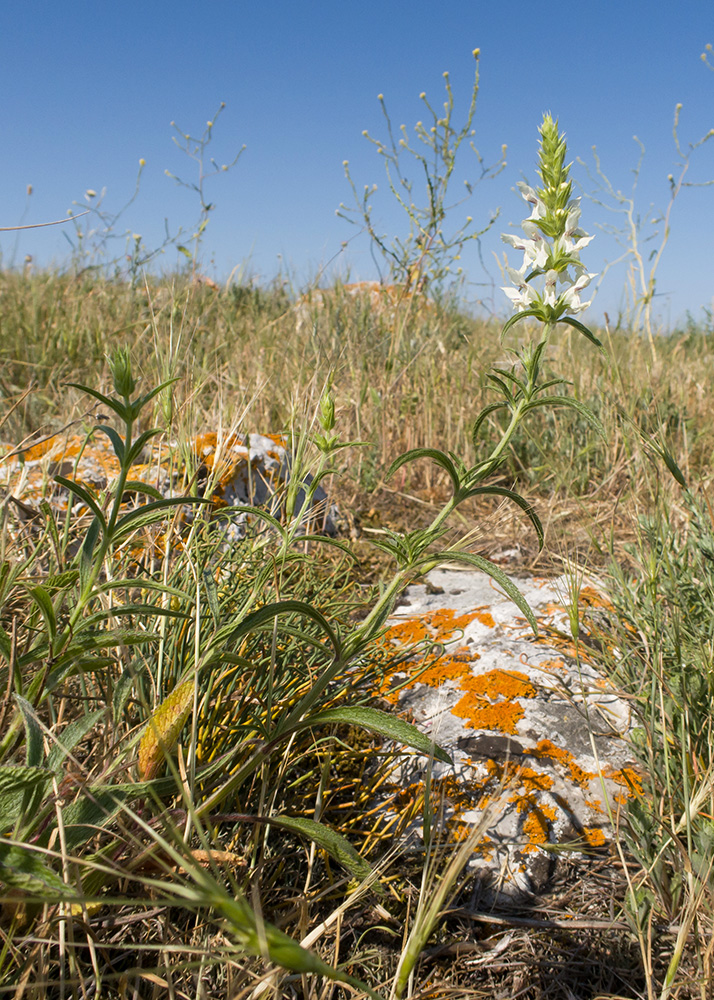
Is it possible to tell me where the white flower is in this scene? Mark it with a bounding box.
[516,181,546,220]
[501,277,539,312]
[502,224,549,271]
[543,269,559,308]
[557,272,597,314]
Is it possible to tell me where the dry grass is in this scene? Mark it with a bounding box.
[1,271,713,998]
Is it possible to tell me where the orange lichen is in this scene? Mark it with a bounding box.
[453,698,525,734]
[604,765,643,796]
[463,669,536,701]
[521,808,551,851]
[536,658,567,675]
[383,618,431,646]
[474,608,496,628]
[509,765,555,796]
[532,739,594,788]
[578,586,615,612]
[406,655,473,689]
[582,826,607,848]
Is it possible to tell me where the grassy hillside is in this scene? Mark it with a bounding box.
[1,270,713,998]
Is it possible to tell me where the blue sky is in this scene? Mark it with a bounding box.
[1,1,713,326]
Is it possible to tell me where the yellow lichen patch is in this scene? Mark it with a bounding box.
[453,698,525,734]
[604,765,644,796]
[532,739,594,788]
[521,807,552,852]
[463,669,536,701]
[578,586,615,612]
[583,826,607,848]
[383,618,431,646]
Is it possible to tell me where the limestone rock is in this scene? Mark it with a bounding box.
[378,567,637,900]
[0,430,339,537]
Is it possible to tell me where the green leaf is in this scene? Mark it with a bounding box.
[96,424,125,463]
[44,569,80,592]
[0,767,52,832]
[112,666,138,722]
[289,706,452,765]
[265,815,375,884]
[219,504,285,534]
[14,695,44,767]
[79,517,102,591]
[61,761,227,850]
[500,307,543,340]
[125,427,163,467]
[471,401,508,446]
[121,480,165,501]
[205,600,341,663]
[217,894,384,998]
[81,604,192,628]
[26,586,57,643]
[422,551,538,635]
[46,709,106,772]
[112,496,213,541]
[647,438,687,487]
[0,842,69,898]
[458,485,544,550]
[522,394,605,436]
[135,377,181,412]
[558,315,604,351]
[203,570,221,630]
[386,448,460,493]
[95,577,191,601]
[0,623,11,664]
[64,383,128,422]
[54,476,107,532]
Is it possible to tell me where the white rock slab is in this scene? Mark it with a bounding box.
[378,567,637,899]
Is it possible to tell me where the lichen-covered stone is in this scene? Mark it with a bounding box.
[0,430,339,537]
[377,567,637,900]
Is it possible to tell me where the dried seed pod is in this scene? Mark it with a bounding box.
[137,678,194,780]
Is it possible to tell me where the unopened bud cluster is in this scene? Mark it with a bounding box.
[501,115,596,322]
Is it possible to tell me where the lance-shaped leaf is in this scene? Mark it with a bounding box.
[64,382,128,422]
[471,401,508,447]
[54,475,107,532]
[558,315,604,350]
[266,815,374,883]
[208,891,385,999]
[14,695,44,768]
[95,424,126,463]
[500,307,544,340]
[457,485,544,550]
[112,496,213,542]
[46,709,106,772]
[521,394,605,436]
[202,600,342,666]
[419,551,538,635]
[26,585,57,644]
[0,767,53,832]
[0,842,70,898]
[286,705,452,765]
[386,448,461,494]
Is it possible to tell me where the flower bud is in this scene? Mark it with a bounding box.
[319,386,335,432]
[110,347,137,398]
